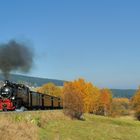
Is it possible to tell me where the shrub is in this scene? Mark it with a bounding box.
[134,107,140,120]
[63,81,84,119]
[111,98,130,117]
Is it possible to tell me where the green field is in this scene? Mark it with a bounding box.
[0,111,140,140]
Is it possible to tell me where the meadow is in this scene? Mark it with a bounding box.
[0,110,140,140]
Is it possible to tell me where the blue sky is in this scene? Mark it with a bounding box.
[0,0,140,89]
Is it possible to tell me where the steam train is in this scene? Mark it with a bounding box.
[0,80,62,111]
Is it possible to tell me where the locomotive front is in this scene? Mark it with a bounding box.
[0,81,16,111]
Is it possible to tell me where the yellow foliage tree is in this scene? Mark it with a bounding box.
[63,81,84,119]
[37,83,62,97]
[83,82,100,113]
[63,78,101,114]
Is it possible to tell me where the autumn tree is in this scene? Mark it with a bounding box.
[37,83,62,97]
[83,82,100,113]
[63,80,84,119]
[96,88,112,116]
[131,87,140,120]
[63,78,102,119]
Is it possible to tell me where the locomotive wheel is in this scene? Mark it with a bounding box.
[3,107,7,112]
[16,98,23,109]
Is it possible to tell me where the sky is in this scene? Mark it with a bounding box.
[0,0,140,89]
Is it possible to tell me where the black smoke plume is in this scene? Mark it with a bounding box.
[0,40,34,79]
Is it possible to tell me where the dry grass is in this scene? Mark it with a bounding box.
[0,110,68,140]
[0,113,38,140]
[0,110,140,140]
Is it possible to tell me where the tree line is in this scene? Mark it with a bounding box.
[37,78,140,120]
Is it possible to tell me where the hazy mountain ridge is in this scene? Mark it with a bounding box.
[0,74,65,87]
[111,89,136,99]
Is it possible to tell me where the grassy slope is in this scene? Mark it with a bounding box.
[0,111,140,140]
[40,112,140,140]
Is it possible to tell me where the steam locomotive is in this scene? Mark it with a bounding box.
[0,80,62,111]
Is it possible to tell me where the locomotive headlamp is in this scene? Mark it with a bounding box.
[5,88,9,92]
[0,86,12,98]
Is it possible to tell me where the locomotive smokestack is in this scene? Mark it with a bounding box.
[0,40,34,79]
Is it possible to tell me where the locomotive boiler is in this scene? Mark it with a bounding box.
[0,80,62,111]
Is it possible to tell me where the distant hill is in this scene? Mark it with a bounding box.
[0,74,65,87]
[111,89,136,99]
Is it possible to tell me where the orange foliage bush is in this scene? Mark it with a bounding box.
[95,89,112,116]
[63,80,84,119]
[96,89,112,116]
